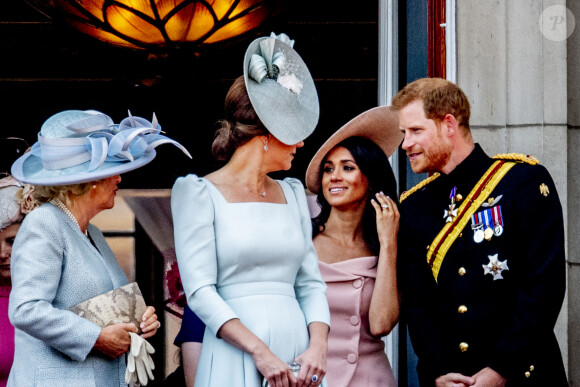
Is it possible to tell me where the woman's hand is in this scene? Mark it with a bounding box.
[217,318,297,387]
[293,322,328,387]
[139,305,159,339]
[370,192,399,249]
[253,346,297,387]
[93,322,137,358]
[368,192,400,336]
[293,345,326,387]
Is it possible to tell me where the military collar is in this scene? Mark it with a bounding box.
[440,143,491,183]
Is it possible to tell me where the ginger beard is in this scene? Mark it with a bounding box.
[406,122,452,174]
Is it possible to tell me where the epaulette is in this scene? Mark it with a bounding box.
[492,153,540,165]
[400,172,440,203]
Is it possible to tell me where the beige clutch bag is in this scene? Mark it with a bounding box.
[69,282,147,333]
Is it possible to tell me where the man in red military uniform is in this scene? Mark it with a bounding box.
[394,78,567,386]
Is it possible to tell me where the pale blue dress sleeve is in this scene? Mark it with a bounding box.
[171,174,239,335]
[285,178,331,327]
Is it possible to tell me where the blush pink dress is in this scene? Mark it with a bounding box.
[0,285,14,387]
[319,256,396,387]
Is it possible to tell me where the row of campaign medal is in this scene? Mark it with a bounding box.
[444,187,504,243]
[444,186,509,280]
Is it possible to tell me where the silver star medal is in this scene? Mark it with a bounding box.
[444,186,459,223]
[444,203,458,223]
[483,254,509,280]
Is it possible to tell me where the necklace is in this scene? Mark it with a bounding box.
[241,183,266,197]
[50,199,88,236]
[228,174,267,197]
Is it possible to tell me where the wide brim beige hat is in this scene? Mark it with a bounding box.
[305,105,402,194]
[243,33,319,145]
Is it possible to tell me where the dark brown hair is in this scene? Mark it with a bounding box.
[211,76,269,161]
[311,137,399,255]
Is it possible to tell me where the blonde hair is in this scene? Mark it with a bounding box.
[33,182,93,206]
[392,77,471,130]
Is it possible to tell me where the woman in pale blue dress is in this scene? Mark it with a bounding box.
[172,34,330,387]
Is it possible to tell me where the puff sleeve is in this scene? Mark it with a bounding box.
[285,178,330,327]
[171,175,239,335]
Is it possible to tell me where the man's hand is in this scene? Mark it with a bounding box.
[435,372,475,387]
[472,367,506,387]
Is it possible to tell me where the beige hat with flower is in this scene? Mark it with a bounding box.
[0,175,37,230]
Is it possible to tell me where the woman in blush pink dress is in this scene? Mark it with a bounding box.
[305,106,403,387]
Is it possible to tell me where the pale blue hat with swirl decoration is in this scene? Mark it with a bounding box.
[11,110,191,186]
[244,32,319,145]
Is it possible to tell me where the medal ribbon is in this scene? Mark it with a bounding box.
[471,212,481,227]
[426,160,517,282]
[450,186,457,200]
[482,209,493,229]
[492,206,503,226]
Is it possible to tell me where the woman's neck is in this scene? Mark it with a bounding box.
[64,196,97,234]
[314,204,375,263]
[222,140,271,194]
[323,205,366,244]
[225,163,268,191]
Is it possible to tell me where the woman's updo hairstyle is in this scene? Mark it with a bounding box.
[212,76,269,161]
[32,183,93,206]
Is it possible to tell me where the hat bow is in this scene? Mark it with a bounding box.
[34,111,191,172]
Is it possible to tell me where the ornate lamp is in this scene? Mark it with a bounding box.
[24,0,284,51]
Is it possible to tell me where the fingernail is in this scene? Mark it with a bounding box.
[380,191,384,195]
[140,323,145,329]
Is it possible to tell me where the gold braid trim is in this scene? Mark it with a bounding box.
[400,172,441,203]
[492,153,540,165]
[400,153,537,202]
[427,160,516,282]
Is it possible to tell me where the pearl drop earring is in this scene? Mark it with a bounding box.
[264,142,269,151]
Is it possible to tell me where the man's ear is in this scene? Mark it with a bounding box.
[442,113,459,138]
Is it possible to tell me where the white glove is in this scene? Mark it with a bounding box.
[125,332,156,386]
[125,335,139,386]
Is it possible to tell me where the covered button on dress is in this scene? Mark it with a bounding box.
[319,256,396,387]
